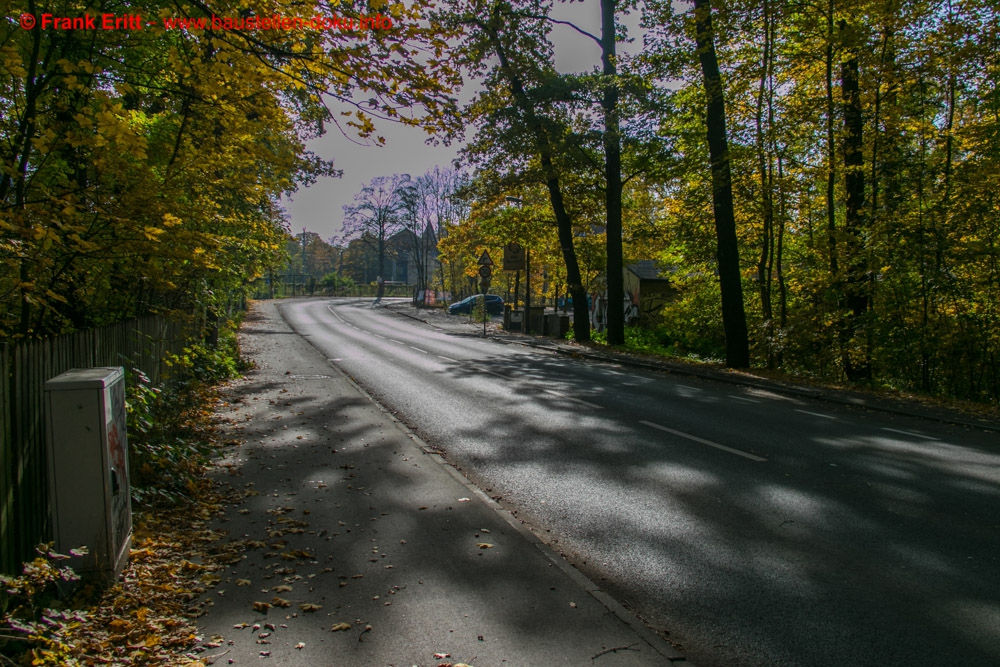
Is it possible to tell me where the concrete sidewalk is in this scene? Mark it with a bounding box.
[192,300,689,666]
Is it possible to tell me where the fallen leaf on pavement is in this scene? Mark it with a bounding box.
[476,543,493,549]
[300,603,322,612]
[330,623,352,632]
[271,597,291,608]
[295,642,305,649]
[236,579,251,586]
[271,585,293,593]
[252,601,271,613]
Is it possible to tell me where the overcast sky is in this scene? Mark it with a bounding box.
[281,2,635,240]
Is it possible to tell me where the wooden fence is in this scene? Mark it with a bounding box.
[0,316,189,576]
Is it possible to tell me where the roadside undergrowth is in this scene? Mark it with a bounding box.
[571,324,999,419]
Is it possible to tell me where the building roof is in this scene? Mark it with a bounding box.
[626,260,672,281]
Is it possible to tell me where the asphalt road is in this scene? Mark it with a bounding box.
[280,297,1000,667]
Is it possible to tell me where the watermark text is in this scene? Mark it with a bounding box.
[18,12,394,33]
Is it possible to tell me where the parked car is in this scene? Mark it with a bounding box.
[448,294,505,316]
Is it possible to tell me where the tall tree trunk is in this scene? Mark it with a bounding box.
[776,152,788,332]
[10,8,48,336]
[755,0,775,365]
[377,232,386,301]
[825,0,839,277]
[694,0,751,368]
[840,20,871,381]
[484,17,590,342]
[601,0,625,346]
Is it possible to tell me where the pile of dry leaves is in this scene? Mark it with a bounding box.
[0,476,242,667]
[1,374,249,667]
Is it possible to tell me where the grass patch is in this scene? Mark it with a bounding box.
[569,325,724,365]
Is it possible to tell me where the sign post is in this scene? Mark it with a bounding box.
[478,252,494,336]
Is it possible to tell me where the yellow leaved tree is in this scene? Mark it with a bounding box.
[0,0,459,336]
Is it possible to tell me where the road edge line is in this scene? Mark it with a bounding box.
[278,307,692,663]
[326,362,690,663]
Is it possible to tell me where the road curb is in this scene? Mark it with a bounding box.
[494,336,1000,434]
[387,303,999,432]
[310,303,691,663]
[320,355,691,664]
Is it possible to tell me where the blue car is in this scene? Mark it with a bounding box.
[448,294,505,316]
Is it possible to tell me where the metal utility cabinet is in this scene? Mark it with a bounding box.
[44,367,132,582]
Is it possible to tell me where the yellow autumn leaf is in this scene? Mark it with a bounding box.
[330,622,352,632]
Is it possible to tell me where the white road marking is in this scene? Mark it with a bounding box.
[882,427,937,441]
[389,339,404,345]
[409,346,428,354]
[795,409,835,420]
[438,356,458,363]
[373,334,386,339]
[640,420,767,462]
[543,390,602,409]
[326,305,346,323]
[730,395,761,404]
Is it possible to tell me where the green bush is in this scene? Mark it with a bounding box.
[126,320,247,507]
[320,273,356,293]
[568,323,724,364]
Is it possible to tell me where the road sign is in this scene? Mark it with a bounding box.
[479,265,492,279]
[478,251,494,266]
[503,243,525,271]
